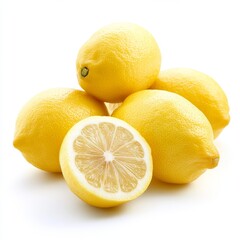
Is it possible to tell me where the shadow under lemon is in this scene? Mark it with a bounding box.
[17,170,63,190]
[18,170,128,217]
[17,169,192,219]
[146,178,192,196]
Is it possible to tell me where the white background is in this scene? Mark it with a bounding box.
[1,0,240,239]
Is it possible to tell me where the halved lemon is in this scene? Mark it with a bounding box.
[60,116,152,208]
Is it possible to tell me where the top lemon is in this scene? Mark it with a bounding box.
[76,22,161,103]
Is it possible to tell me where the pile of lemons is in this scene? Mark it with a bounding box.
[13,23,230,208]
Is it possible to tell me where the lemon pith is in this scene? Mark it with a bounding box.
[60,116,152,207]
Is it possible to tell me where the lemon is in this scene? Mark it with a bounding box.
[112,90,219,184]
[76,22,161,103]
[13,88,108,172]
[60,116,152,208]
[151,68,230,138]
[105,102,122,115]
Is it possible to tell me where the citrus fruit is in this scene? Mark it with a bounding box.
[151,68,230,138]
[60,116,152,207]
[112,90,219,184]
[105,102,122,115]
[13,88,108,172]
[76,22,161,103]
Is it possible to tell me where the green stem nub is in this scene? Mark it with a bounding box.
[81,67,89,77]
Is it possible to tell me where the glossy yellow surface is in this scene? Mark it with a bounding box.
[76,22,161,102]
[151,68,230,138]
[113,90,219,184]
[13,88,108,172]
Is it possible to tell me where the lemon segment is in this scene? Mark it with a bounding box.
[60,116,152,207]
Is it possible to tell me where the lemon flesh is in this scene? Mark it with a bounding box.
[76,22,161,103]
[151,68,230,138]
[113,90,219,184]
[13,88,108,172]
[60,116,152,207]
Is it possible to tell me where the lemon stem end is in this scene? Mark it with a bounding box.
[81,67,89,77]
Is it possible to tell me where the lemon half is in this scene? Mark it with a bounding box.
[60,116,152,208]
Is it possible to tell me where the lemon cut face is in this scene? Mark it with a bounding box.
[60,116,152,208]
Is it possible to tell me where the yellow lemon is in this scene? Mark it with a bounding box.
[105,102,122,115]
[112,90,219,184]
[13,88,108,172]
[60,116,152,208]
[76,22,161,103]
[151,68,230,138]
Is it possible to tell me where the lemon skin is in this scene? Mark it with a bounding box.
[151,68,230,138]
[76,22,161,103]
[113,90,219,184]
[13,88,108,172]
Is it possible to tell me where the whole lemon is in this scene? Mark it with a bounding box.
[151,68,230,138]
[13,88,108,172]
[76,22,161,103]
[112,90,219,184]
